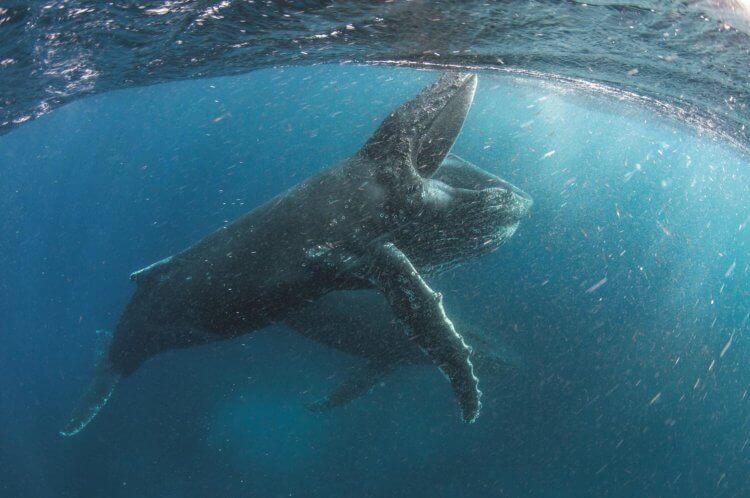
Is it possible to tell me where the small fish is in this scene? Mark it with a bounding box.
[656,220,672,237]
[586,277,607,294]
[725,261,736,278]
[720,334,733,358]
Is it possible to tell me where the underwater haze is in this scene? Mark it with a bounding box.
[2,64,749,497]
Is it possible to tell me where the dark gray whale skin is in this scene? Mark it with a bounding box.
[284,154,529,410]
[286,288,520,412]
[61,73,532,436]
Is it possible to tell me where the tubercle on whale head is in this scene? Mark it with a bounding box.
[387,154,533,272]
[431,153,533,222]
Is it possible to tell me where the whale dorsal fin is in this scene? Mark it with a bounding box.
[358,73,477,186]
[130,255,173,284]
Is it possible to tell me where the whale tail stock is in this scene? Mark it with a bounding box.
[60,330,121,437]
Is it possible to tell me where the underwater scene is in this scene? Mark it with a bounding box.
[2,2,750,497]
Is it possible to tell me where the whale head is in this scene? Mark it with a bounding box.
[401,153,533,273]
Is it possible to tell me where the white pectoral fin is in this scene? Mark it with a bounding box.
[366,242,481,423]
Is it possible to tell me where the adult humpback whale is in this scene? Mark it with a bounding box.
[61,73,533,436]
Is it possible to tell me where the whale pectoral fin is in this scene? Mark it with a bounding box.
[307,360,397,412]
[358,72,478,184]
[365,242,481,423]
[435,154,505,190]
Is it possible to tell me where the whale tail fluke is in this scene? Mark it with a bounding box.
[60,331,121,437]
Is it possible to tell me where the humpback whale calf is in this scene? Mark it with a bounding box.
[61,73,533,436]
[287,288,520,412]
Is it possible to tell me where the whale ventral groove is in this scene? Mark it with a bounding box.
[60,72,533,436]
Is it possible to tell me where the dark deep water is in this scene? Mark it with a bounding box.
[2,64,749,497]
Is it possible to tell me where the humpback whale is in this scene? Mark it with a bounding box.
[61,73,532,436]
[286,288,520,412]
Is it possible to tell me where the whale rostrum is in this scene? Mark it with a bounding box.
[61,73,532,436]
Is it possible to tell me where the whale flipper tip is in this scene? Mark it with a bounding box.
[60,361,120,437]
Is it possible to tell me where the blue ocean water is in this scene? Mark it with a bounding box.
[1,63,749,497]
